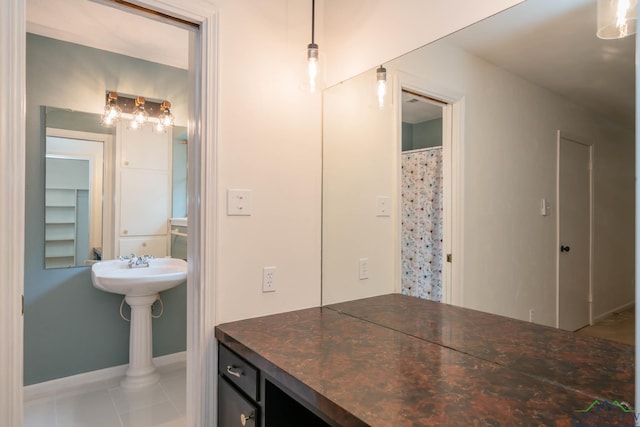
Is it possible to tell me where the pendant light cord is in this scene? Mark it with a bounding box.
[311,0,315,44]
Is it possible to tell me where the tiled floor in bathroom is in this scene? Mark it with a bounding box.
[24,362,186,427]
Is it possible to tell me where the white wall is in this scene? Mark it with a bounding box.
[323,72,396,304]
[213,0,323,323]
[211,0,531,322]
[322,0,524,86]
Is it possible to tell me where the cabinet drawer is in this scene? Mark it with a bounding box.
[219,345,259,400]
[219,376,259,427]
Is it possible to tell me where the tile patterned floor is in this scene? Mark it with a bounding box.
[24,362,186,427]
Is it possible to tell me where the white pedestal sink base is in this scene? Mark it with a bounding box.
[121,294,160,391]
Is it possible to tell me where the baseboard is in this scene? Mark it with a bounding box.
[24,351,186,402]
[592,301,635,325]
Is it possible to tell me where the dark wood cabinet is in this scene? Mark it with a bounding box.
[218,344,331,427]
[218,377,258,427]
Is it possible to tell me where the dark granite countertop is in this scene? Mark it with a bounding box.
[215,296,634,426]
[327,294,634,403]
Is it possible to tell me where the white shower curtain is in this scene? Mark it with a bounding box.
[401,148,443,301]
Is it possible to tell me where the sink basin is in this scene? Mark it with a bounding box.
[91,257,187,390]
[91,258,187,296]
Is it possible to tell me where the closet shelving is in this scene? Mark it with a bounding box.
[44,188,77,268]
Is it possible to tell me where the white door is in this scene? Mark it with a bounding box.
[557,134,591,331]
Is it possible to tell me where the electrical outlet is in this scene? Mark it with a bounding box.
[529,309,535,323]
[262,266,276,292]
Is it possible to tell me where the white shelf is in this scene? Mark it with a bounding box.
[45,188,77,268]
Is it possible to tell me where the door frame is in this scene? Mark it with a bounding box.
[1,0,219,426]
[555,130,594,329]
[393,71,465,306]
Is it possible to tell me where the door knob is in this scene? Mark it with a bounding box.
[240,413,254,426]
[560,245,571,252]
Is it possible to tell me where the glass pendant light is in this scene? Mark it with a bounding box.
[597,0,637,39]
[307,0,320,93]
[377,65,387,108]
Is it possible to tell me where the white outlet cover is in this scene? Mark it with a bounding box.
[263,266,276,292]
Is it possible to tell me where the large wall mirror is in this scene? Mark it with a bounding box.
[322,0,635,330]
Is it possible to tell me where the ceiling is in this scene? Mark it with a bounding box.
[26,0,189,69]
[27,0,635,128]
[446,0,635,127]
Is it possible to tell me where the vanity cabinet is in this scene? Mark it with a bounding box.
[216,298,634,426]
[115,123,171,258]
[218,344,331,427]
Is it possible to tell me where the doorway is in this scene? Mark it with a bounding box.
[11,1,218,426]
[398,86,459,304]
[557,133,592,331]
[400,90,448,301]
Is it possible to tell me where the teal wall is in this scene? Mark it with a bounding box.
[402,118,443,151]
[25,34,188,385]
[172,127,188,218]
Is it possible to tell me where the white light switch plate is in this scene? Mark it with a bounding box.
[359,258,369,280]
[376,196,391,217]
[227,189,252,216]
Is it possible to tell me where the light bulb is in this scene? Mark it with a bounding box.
[101,92,121,126]
[376,65,387,108]
[307,43,319,93]
[133,109,148,124]
[616,0,632,35]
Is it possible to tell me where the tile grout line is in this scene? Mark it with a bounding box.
[107,385,126,427]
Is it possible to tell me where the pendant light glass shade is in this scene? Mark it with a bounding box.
[597,0,637,39]
[376,65,387,108]
[308,43,319,93]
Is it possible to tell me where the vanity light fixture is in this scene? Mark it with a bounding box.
[101,91,122,126]
[377,65,387,108]
[597,0,637,39]
[100,92,175,130]
[130,96,149,130]
[155,100,175,133]
[307,0,319,93]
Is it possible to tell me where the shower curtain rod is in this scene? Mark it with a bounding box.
[402,89,447,107]
[402,146,442,154]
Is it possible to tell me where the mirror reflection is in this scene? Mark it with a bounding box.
[45,108,111,268]
[44,106,188,269]
[400,92,445,300]
[322,0,635,330]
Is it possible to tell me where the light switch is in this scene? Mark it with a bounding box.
[376,196,391,217]
[541,198,551,216]
[359,258,369,280]
[227,189,252,216]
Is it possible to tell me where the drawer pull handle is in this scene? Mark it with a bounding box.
[226,365,243,378]
[240,413,254,426]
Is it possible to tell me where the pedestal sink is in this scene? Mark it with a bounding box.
[91,257,187,390]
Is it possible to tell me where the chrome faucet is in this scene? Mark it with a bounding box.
[118,253,154,268]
